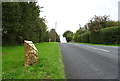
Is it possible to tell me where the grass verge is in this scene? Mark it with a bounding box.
[0,54,1,80]
[2,42,65,79]
[76,42,119,46]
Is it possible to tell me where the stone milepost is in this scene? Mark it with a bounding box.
[24,40,38,67]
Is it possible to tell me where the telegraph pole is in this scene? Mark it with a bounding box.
[79,24,81,28]
[55,22,57,42]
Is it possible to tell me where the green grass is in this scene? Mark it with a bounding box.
[0,55,1,80]
[2,42,65,79]
[76,42,119,46]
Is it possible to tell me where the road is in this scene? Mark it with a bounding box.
[60,43,118,79]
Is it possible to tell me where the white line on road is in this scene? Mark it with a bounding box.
[69,43,110,53]
[86,46,110,53]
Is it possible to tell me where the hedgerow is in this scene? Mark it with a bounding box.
[76,26,120,45]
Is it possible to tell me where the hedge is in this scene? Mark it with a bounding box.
[89,32,101,44]
[75,26,120,45]
[89,26,120,45]
[80,32,90,43]
[100,26,120,44]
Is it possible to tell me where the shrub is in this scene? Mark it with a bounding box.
[63,30,73,42]
[89,26,120,44]
[89,32,100,44]
[77,35,81,42]
[99,26,120,44]
[80,32,90,43]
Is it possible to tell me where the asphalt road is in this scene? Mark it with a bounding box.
[60,43,118,79]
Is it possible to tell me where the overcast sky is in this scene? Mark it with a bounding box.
[37,0,119,36]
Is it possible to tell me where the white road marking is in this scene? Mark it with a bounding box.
[69,43,114,53]
[86,46,109,53]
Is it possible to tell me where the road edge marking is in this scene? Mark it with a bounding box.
[86,46,109,53]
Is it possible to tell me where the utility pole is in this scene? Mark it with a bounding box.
[79,24,81,28]
[55,22,57,42]
[79,24,81,30]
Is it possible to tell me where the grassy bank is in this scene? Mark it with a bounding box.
[2,42,65,79]
[76,42,119,46]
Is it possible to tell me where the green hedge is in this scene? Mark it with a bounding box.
[89,26,120,45]
[77,35,81,42]
[80,32,90,43]
[75,26,120,45]
[100,26,120,44]
[89,32,101,44]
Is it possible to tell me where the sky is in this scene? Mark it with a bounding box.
[37,0,120,36]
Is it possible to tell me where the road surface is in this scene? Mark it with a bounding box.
[60,43,118,79]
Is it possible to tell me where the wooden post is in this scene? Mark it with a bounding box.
[24,40,38,67]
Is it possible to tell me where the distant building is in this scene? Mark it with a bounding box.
[118,1,120,21]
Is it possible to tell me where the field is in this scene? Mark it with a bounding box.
[2,42,65,79]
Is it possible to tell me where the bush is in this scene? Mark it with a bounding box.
[89,26,120,44]
[99,26,120,44]
[89,32,100,44]
[63,30,73,42]
[80,32,90,43]
[77,35,81,42]
[74,26,120,45]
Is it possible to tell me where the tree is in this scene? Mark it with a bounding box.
[63,30,73,42]
[49,29,60,42]
[73,27,87,42]
[87,15,118,32]
[2,2,22,45]
[2,2,49,46]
